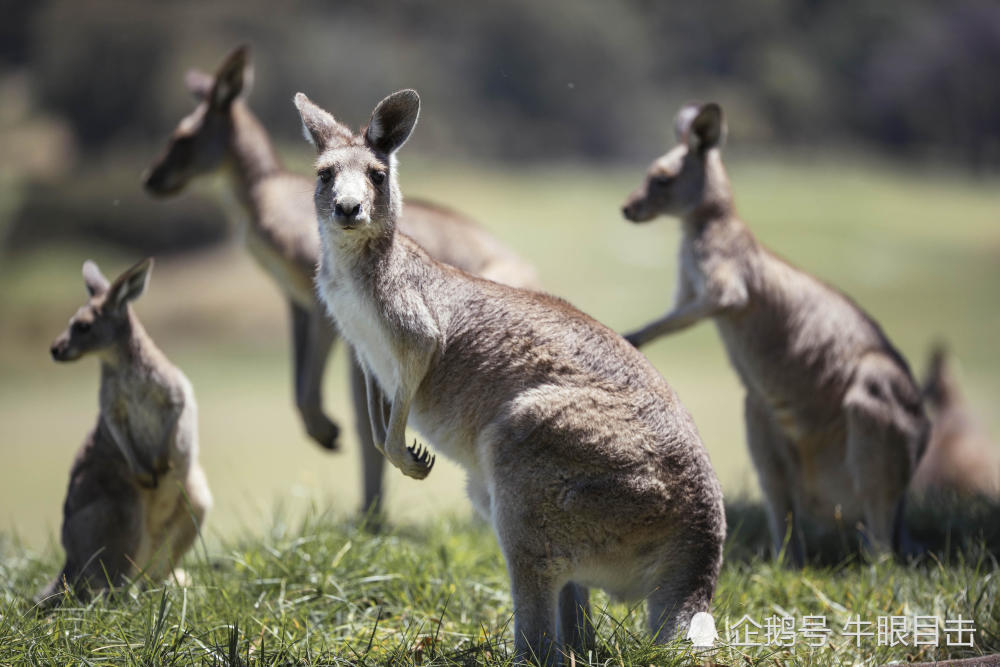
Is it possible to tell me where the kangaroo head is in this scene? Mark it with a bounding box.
[51,258,153,362]
[622,103,727,223]
[294,89,419,241]
[143,45,252,196]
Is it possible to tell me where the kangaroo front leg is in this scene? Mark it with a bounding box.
[380,386,435,480]
[625,296,721,347]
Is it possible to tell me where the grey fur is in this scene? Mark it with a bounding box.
[39,259,211,607]
[294,89,725,664]
[143,46,538,514]
[622,103,930,563]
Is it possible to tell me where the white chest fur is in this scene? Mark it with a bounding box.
[320,275,400,397]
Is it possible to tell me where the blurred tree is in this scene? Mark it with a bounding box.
[862,2,1000,171]
[5,0,1000,254]
[31,2,168,149]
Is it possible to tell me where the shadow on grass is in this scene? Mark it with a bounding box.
[724,492,1000,567]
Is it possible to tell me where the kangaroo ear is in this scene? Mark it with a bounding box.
[674,104,702,143]
[210,45,250,109]
[293,92,353,152]
[365,89,420,155]
[923,341,951,401]
[686,103,726,152]
[108,258,154,311]
[184,69,214,100]
[82,260,110,297]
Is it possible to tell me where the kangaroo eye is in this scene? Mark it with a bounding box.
[653,175,673,187]
[318,168,333,184]
[72,321,91,334]
[369,170,385,186]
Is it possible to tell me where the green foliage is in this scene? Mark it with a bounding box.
[5,0,1000,168]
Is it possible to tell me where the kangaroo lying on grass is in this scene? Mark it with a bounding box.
[144,46,538,515]
[912,344,1000,498]
[294,89,725,664]
[38,259,211,608]
[621,103,929,565]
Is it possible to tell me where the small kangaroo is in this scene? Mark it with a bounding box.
[621,103,929,564]
[144,46,538,515]
[911,344,1000,498]
[38,259,211,607]
[294,89,724,663]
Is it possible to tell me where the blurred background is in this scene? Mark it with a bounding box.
[1,0,998,549]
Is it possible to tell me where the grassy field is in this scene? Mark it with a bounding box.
[1,156,999,663]
[1,502,998,665]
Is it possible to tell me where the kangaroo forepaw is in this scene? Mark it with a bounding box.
[403,439,435,480]
[623,332,642,348]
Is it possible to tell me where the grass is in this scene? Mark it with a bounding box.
[1,498,998,665]
[1,156,999,663]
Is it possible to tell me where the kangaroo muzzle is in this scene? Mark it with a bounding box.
[622,189,656,223]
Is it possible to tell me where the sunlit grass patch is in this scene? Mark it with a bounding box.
[2,497,998,665]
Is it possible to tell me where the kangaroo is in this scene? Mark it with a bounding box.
[911,344,1000,498]
[38,259,211,607]
[293,89,725,664]
[621,103,929,564]
[144,46,538,515]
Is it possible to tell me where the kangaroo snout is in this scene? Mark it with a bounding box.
[335,199,362,221]
[622,194,653,223]
[142,164,182,198]
[50,336,75,362]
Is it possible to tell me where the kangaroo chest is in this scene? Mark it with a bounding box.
[324,279,401,396]
[102,380,175,457]
[678,240,713,301]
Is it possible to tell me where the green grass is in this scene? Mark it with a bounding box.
[1,500,998,665]
[1,156,999,663]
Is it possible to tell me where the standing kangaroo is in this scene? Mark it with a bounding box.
[621,103,929,564]
[143,46,538,514]
[293,89,724,664]
[911,344,1000,498]
[38,259,211,607]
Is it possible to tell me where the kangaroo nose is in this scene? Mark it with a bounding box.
[50,344,60,359]
[335,200,361,219]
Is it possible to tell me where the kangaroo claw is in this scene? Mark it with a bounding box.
[404,439,435,480]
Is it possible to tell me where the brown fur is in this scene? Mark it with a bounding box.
[38,259,211,607]
[143,46,538,514]
[911,345,1000,497]
[295,89,724,664]
[621,103,929,563]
